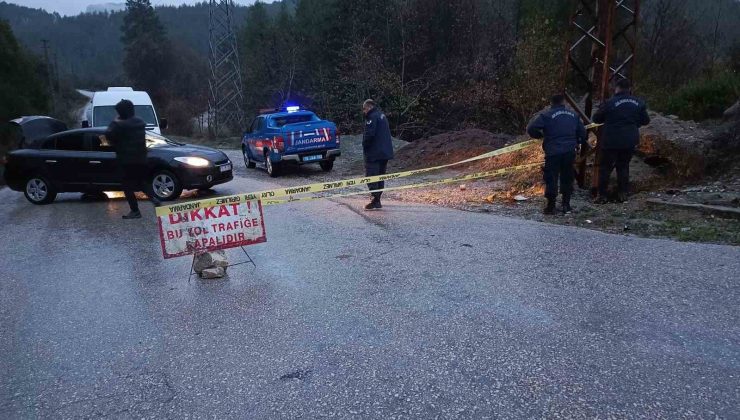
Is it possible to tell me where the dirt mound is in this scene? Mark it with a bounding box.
[706,117,740,179]
[389,110,723,197]
[391,129,514,170]
[471,136,546,197]
[638,112,712,179]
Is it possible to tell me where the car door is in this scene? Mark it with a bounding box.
[244,118,256,160]
[248,117,265,162]
[84,132,121,188]
[45,132,90,191]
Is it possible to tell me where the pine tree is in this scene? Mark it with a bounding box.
[0,19,49,157]
[121,0,171,103]
[0,19,49,120]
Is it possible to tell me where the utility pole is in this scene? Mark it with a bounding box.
[561,0,640,193]
[208,0,245,137]
[41,39,56,113]
[53,52,61,92]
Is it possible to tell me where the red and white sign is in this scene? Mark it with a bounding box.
[156,196,266,259]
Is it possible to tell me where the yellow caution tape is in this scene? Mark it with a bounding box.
[156,139,540,216]
[261,163,543,206]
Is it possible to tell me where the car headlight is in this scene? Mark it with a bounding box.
[174,156,210,167]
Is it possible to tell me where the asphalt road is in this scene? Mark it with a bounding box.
[1,159,739,419]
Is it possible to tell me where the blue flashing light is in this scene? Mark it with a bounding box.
[286,106,300,113]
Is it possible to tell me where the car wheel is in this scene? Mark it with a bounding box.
[151,170,183,201]
[320,160,334,172]
[265,153,280,177]
[243,146,256,168]
[24,176,57,205]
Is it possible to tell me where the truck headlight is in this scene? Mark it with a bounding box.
[174,156,210,167]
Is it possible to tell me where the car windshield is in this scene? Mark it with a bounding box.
[93,105,158,127]
[146,132,181,148]
[270,113,317,127]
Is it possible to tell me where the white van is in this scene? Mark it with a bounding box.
[82,87,167,134]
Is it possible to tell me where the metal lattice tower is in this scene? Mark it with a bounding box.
[561,0,640,190]
[208,0,245,136]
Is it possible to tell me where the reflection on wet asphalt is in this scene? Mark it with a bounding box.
[1,157,739,418]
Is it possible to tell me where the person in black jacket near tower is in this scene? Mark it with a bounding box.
[527,94,588,215]
[362,99,394,210]
[105,99,160,219]
[592,79,650,203]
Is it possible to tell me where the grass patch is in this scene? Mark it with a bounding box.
[661,219,740,245]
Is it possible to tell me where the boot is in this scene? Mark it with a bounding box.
[364,197,382,211]
[594,195,608,204]
[122,210,142,219]
[562,194,573,214]
[543,197,556,215]
[617,192,628,203]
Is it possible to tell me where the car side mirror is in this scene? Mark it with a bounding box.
[160,118,168,130]
[81,120,90,128]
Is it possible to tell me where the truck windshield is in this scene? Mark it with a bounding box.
[93,105,158,127]
[270,114,316,127]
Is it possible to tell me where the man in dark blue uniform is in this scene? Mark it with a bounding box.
[592,79,650,203]
[362,99,394,210]
[527,94,588,215]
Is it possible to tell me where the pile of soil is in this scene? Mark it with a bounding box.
[470,138,546,197]
[706,117,740,177]
[638,112,712,179]
[387,110,734,207]
[390,129,513,171]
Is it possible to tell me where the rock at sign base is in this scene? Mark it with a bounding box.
[209,250,228,268]
[199,266,226,279]
[193,250,229,273]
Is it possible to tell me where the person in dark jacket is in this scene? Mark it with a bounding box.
[362,99,394,210]
[592,78,650,203]
[527,94,588,214]
[105,99,160,219]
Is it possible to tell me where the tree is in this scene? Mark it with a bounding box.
[502,13,564,130]
[240,2,279,114]
[0,19,49,158]
[730,40,740,73]
[121,0,172,104]
[0,20,49,119]
[163,41,209,135]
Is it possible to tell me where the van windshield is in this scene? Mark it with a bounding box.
[93,105,158,127]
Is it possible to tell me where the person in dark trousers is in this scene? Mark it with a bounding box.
[362,99,394,210]
[592,78,650,203]
[527,94,588,215]
[105,99,160,219]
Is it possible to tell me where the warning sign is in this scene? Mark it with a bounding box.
[156,196,266,259]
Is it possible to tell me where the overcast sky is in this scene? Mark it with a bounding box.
[7,1,270,16]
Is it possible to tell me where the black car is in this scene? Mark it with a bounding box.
[3,116,233,204]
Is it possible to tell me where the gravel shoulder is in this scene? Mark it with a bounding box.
[187,134,740,246]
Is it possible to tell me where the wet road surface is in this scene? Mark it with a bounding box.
[1,162,739,418]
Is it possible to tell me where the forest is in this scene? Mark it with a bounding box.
[0,0,738,139]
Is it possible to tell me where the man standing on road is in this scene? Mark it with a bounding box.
[527,94,588,215]
[592,78,650,203]
[105,99,160,219]
[362,99,394,211]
